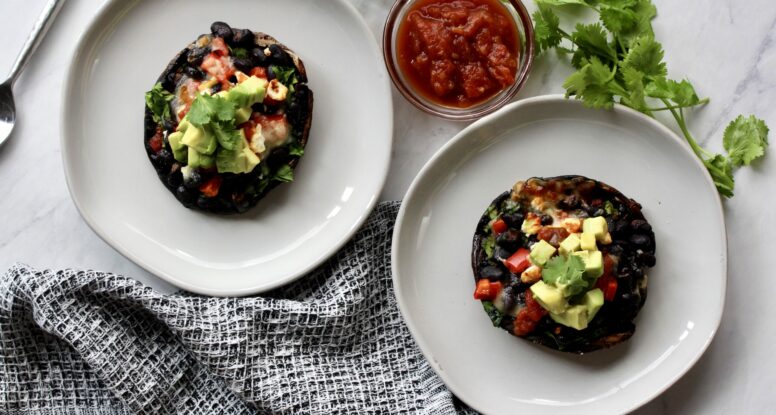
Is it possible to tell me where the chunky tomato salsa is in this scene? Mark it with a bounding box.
[396,0,520,108]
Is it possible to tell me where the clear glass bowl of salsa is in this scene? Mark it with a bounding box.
[383,0,534,121]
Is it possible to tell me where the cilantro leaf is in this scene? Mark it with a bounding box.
[289,142,305,157]
[144,83,174,124]
[621,36,666,77]
[620,66,646,110]
[482,234,496,258]
[599,1,639,34]
[618,0,656,41]
[571,23,617,67]
[533,5,563,52]
[542,255,589,297]
[272,165,295,182]
[723,115,770,166]
[644,77,699,107]
[187,93,235,127]
[563,57,619,108]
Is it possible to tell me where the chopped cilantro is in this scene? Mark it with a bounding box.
[144,83,174,124]
[272,165,295,183]
[482,234,496,258]
[289,142,305,157]
[542,255,589,297]
[229,47,249,59]
[482,301,504,327]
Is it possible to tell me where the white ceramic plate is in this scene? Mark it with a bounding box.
[61,0,392,296]
[392,96,726,414]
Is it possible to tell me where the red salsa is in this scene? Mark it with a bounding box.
[396,0,520,108]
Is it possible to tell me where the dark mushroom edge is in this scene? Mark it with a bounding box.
[143,22,313,214]
[471,176,656,354]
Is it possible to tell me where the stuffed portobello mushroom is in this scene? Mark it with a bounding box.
[471,176,656,354]
[144,22,313,214]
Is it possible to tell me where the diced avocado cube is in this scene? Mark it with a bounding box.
[550,305,589,330]
[574,250,603,279]
[167,131,187,162]
[558,234,581,256]
[177,118,190,133]
[529,240,557,267]
[530,281,568,314]
[583,216,608,241]
[216,145,260,174]
[235,107,252,125]
[188,148,215,169]
[583,288,604,322]
[521,216,541,235]
[182,124,217,155]
[226,76,267,108]
[580,232,597,251]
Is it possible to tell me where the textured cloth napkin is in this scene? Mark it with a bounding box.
[0,202,473,414]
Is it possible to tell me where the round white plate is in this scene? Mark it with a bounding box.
[62,0,392,296]
[392,96,726,414]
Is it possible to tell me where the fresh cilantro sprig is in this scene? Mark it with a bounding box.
[533,0,769,197]
[187,93,243,150]
[144,83,174,124]
[542,255,590,297]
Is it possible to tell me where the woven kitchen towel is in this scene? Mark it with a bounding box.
[0,201,475,415]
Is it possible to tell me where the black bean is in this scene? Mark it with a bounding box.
[184,170,203,189]
[210,21,233,42]
[480,265,506,281]
[151,150,173,172]
[176,186,195,203]
[494,246,511,262]
[614,219,629,235]
[540,215,553,225]
[210,83,222,93]
[638,252,656,267]
[184,65,206,80]
[197,195,215,209]
[161,71,177,91]
[162,119,177,132]
[630,234,651,247]
[502,213,524,227]
[630,219,652,232]
[230,28,255,47]
[187,47,210,66]
[268,44,293,66]
[631,267,643,277]
[250,48,268,66]
[266,65,277,81]
[233,58,253,73]
[167,170,182,187]
[591,208,605,217]
[496,229,521,251]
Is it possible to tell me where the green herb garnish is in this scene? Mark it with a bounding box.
[289,142,305,157]
[144,82,174,124]
[272,165,295,183]
[533,0,769,197]
[270,65,298,94]
[482,301,504,327]
[541,255,589,297]
[229,47,249,59]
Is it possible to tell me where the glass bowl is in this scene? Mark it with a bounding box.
[383,0,535,121]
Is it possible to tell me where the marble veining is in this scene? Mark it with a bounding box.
[1,0,775,413]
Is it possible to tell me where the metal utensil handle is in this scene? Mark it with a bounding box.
[7,0,66,86]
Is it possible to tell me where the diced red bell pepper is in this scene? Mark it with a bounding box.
[149,127,164,153]
[199,176,223,198]
[473,279,502,300]
[504,248,531,274]
[492,218,507,235]
[604,280,618,302]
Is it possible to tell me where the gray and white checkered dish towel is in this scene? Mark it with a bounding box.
[0,201,474,415]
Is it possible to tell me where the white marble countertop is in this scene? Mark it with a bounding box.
[1,0,774,413]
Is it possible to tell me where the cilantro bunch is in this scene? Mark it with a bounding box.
[186,93,244,151]
[533,0,769,197]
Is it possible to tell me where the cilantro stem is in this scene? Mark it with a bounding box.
[661,98,709,159]
[646,98,709,112]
